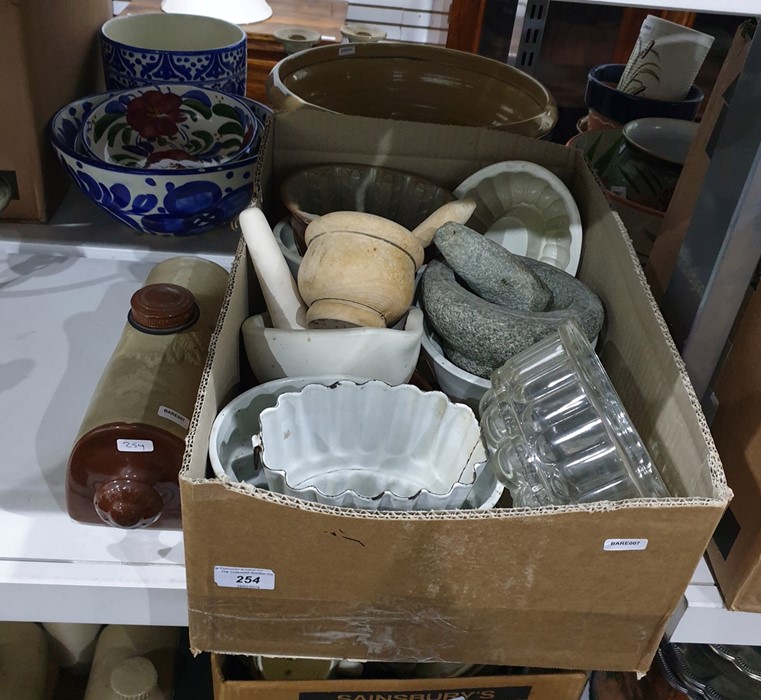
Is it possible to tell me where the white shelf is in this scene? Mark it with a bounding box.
[0,188,238,626]
[5,190,761,646]
[0,187,239,268]
[667,557,761,647]
[556,0,760,15]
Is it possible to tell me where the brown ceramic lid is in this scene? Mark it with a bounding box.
[129,283,196,331]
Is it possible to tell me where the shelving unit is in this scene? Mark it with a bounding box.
[4,3,761,683]
[556,0,758,13]
[668,558,761,646]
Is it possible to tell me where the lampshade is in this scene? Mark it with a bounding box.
[161,0,273,25]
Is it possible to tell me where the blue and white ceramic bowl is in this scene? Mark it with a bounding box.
[101,13,247,96]
[50,90,271,236]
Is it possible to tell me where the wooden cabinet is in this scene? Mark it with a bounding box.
[246,38,288,103]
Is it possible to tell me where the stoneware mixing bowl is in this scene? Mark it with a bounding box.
[241,307,424,385]
[280,163,455,254]
[81,85,258,170]
[267,43,558,138]
[100,13,247,95]
[50,90,271,236]
[253,380,488,511]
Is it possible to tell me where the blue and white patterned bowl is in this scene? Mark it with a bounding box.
[50,90,271,236]
[101,13,247,96]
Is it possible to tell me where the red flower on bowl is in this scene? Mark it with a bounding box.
[145,148,197,167]
[126,91,186,139]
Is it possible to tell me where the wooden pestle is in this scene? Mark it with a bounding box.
[409,198,477,248]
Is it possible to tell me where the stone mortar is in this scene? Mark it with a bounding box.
[434,221,553,312]
[420,256,605,378]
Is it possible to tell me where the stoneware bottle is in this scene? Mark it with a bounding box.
[66,256,228,529]
[83,625,178,700]
[0,622,51,700]
[42,621,101,673]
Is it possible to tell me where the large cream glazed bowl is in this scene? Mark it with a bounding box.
[267,43,558,138]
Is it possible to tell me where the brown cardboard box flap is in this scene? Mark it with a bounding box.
[707,284,761,610]
[645,24,754,300]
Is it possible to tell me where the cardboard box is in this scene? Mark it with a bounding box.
[211,654,588,700]
[0,0,111,222]
[645,23,753,301]
[180,110,730,673]
[706,283,761,611]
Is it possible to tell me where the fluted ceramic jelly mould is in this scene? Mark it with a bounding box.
[254,380,488,511]
[454,160,583,276]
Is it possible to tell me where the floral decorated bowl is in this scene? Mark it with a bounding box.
[100,13,247,95]
[50,89,271,236]
[81,85,258,170]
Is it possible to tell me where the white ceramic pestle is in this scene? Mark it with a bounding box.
[409,198,477,247]
[239,207,308,330]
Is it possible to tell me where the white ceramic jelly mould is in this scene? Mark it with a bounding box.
[253,380,487,511]
[454,160,583,276]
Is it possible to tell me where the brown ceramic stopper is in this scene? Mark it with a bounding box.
[129,283,196,332]
[109,656,159,700]
[93,479,164,529]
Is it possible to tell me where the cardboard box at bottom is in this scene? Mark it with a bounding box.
[180,110,730,673]
[211,655,588,700]
[707,284,761,611]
